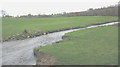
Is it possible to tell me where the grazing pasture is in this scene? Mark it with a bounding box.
[2,16,117,39]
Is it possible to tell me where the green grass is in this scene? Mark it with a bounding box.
[37,25,118,65]
[2,16,117,39]
[0,18,2,39]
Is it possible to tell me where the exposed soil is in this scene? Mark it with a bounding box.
[34,49,55,65]
[62,36,69,39]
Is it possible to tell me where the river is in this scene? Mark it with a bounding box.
[1,22,119,65]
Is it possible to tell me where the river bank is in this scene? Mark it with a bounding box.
[34,22,119,65]
[2,21,117,42]
[2,21,119,65]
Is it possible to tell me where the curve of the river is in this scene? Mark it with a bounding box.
[1,22,119,65]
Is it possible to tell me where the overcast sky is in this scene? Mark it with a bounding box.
[0,0,119,16]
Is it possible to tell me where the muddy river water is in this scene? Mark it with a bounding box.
[1,22,119,65]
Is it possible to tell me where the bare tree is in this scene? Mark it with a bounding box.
[1,10,7,18]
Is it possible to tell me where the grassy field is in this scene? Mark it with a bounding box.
[2,16,117,39]
[36,25,118,65]
[0,18,2,39]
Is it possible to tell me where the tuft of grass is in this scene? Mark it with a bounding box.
[23,29,28,33]
[37,25,118,65]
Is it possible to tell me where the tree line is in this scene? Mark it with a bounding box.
[1,4,119,18]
